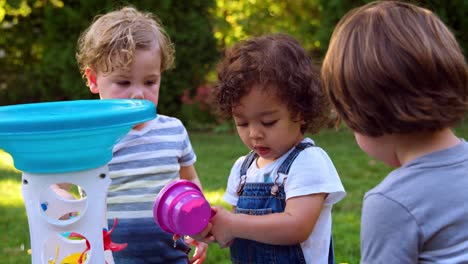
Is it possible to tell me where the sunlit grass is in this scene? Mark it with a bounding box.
[0,152,23,206]
[0,150,30,264]
[204,189,231,209]
[0,179,23,206]
[0,151,18,170]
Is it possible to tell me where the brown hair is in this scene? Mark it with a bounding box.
[322,1,468,137]
[76,6,174,78]
[214,33,329,134]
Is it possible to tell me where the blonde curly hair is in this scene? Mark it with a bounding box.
[76,6,174,81]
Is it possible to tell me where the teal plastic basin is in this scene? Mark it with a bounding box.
[0,99,156,174]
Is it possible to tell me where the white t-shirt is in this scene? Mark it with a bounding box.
[223,138,346,264]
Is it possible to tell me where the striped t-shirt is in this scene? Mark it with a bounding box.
[106,115,196,220]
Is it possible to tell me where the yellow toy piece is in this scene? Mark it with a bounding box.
[47,246,88,264]
[48,246,59,264]
[61,252,87,264]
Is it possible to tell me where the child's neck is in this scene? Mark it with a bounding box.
[394,128,460,166]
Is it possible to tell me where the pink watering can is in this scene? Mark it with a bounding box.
[153,180,215,236]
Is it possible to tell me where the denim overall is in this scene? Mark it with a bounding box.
[230,142,335,264]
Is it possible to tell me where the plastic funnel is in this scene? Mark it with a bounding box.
[0,99,156,173]
[153,180,214,235]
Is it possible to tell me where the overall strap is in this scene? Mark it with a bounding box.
[237,142,314,196]
[277,142,314,175]
[237,151,257,196]
[269,142,314,195]
[239,151,257,176]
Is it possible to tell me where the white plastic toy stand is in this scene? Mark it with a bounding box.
[0,99,156,264]
[22,166,111,263]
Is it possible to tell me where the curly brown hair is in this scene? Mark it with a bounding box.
[214,33,329,134]
[322,1,468,137]
[76,6,174,80]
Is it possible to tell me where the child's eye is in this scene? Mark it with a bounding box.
[236,122,248,127]
[116,80,131,86]
[262,120,277,127]
[145,80,157,86]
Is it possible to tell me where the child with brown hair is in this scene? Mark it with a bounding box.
[76,6,207,263]
[197,33,346,264]
[322,1,468,263]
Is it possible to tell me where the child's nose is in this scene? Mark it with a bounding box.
[249,124,263,139]
[130,89,145,99]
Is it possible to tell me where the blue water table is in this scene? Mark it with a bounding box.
[0,99,156,264]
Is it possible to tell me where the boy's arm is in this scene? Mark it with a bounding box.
[179,165,202,189]
[211,193,326,246]
[360,193,419,264]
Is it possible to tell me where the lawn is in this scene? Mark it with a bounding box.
[1,122,467,264]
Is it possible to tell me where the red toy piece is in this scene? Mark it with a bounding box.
[69,218,128,264]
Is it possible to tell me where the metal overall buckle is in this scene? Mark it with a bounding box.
[271,173,287,196]
[237,175,247,196]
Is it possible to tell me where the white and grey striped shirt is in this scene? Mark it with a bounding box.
[106,115,196,220]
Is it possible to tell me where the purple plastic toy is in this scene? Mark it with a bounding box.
[153,180,215,235]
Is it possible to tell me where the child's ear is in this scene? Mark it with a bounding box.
[85,67,99,94]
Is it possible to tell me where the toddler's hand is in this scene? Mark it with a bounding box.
[172,205,217,244]
[210,206,235,248]
[185,223,216,244]
[185,236,208,264]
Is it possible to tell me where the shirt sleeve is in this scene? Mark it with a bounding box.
[285,146,346,205]
[222,156,245,206]
[360,193,420,264]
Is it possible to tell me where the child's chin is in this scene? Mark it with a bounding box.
[133,123,147,130]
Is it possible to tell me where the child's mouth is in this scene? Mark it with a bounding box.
[255,146,270,156]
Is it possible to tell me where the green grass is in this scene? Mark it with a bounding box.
[1,121,467,264]
[0,152,30,264]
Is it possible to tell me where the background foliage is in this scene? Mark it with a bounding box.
[0,0,219,117]
[1,0,466,128]
[211,0,322,56]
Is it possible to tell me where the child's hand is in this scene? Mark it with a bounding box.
[171,234,210,264]
[210,205,235,248]
[185,236,208,264]
[182,223,216,244]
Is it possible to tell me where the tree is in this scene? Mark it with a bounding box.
[212,0,322,57]
[0,0,219,119]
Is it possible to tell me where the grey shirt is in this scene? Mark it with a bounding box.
[360,140,468,264]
